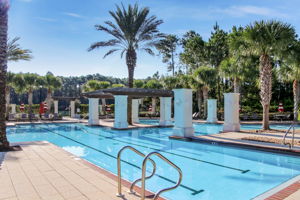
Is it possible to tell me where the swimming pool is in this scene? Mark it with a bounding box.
[139,119,298,135]
[7,123,300,200]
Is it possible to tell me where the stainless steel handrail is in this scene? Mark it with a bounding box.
[141,152,183,200]
[283,121,296,149]
[116,146,156,198]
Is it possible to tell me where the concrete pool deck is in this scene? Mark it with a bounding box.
[0,141,164,200]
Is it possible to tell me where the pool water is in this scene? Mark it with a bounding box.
[139,120,298,135]
[7,123,300,200]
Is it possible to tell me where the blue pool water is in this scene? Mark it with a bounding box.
[7,123,300,200]
[139,120,298,135]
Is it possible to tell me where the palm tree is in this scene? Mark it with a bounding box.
[278,41,300,121]
[244,20,296,130]
[13,73,39,120]
[187,75,204,118]
[5,71,14,117]
[194,66,217,118]
[43,74,62,113]
[83,80,111,113]
[88,3,163,124]
[0,0,10,149]
[144,79,163,115]
[7,37,32,61]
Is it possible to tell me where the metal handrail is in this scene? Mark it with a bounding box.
[116,146,156,198]
[283,121,296,149]
[141,152,183,200]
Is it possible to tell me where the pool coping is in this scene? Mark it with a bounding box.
[12,141,167,200]
[169,136,300,156]
[252,175,300,200]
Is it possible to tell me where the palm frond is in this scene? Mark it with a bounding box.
[88,39,121,51]
[103,49,120,58]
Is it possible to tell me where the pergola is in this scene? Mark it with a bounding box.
[82,87,174,129]
[52,96,79,118]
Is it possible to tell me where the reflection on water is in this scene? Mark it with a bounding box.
[63,146,87,157]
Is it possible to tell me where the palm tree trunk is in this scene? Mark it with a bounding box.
[259,54,272,130]
[293,80,299,121]
[28,90,33,121]
[151,98,156,115]
[5,86,10,118]
[233,77,240,93]
[197,88,203,118]
[0,6,9,148]
[203,87,209,118]
[101,98,106,115]
[46,89,52,113]
[126,48,136,125]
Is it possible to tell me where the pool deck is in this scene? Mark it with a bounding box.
[0,141,164,200]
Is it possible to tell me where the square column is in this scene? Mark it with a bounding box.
[223,93,240,132]
[88,98,99,125]
[114,95,128,129]
[11,104,16,114]
[132,99,140,123]
[70,101,75,118]
[207,99,217,123]
[173,89,194,137]
[159,97,172,126]
[54,100,58,114]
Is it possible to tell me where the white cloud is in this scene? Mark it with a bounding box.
[63,12,85,19]
[217,5,289,18]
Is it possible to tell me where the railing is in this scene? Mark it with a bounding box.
[116,146,156,198]
[283,121,297,149]
[141,152,183,200]
[116,146,183,200]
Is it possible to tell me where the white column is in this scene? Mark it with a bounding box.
[159,97,172,126]
[54,100,58,114]
[114,95,128,129]
[207,99,217,123]
[88,98,99,125]
[223,93,240,132]
[132,99,140,123]
[70,100,75,118]
[173,89,194,137]
[11,104,16,114]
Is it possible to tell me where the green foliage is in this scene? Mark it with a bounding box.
[83,80,111,92]
[7,37,33,62]
[112,83,125,88]
[144,79,162,89]
[156,34,180,75]
[194,66,218,89]
[133,79,144,88]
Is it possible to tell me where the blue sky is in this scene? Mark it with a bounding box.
[8,0,300,78]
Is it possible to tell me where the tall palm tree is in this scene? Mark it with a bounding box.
[44,74,62,113]
[7,37,32,61]
[5,71,14,117]
[278,41,300,121]
[88,3,163,124]
[244,20,296,130]
[0,0,10,149]
[194,66,217,118]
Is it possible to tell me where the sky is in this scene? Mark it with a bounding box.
[8,0,300,78]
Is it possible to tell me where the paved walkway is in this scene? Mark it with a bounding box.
[0,142,157,200]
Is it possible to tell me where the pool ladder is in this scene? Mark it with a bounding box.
[283,121,297,149]
[117,146,182,200]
